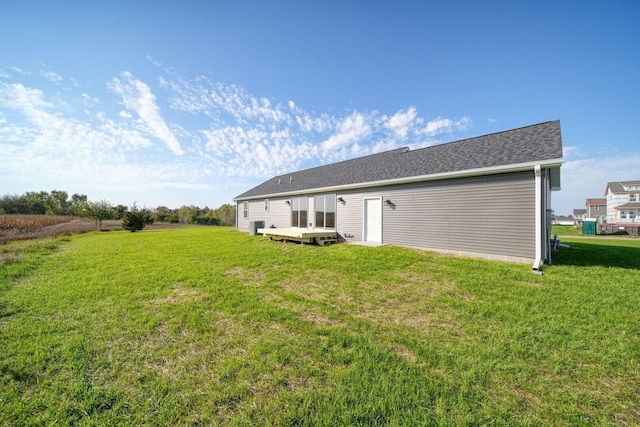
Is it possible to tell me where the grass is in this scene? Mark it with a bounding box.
[552,224,640,238]
[1,227,639,425]
[552,224,584,236]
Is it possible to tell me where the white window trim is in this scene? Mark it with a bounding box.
[314,194,337,230]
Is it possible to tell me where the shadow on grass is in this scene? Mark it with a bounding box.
[552,239,640,270]
[0,363,37,384]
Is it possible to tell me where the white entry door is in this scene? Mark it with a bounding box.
[363,197,382,243]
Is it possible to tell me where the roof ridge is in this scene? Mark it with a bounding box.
[405,120,559,154]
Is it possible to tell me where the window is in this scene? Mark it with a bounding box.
[291,197,308,228]
[243,201,248,218]
[630,194,638,203]
[315,195,324,227]
[264,199,270,211]
[314,194,336,229]
[620,210,637,220]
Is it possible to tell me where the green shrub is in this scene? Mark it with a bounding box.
[121,203,153,232]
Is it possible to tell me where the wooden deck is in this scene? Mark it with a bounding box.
[257,228,338,245]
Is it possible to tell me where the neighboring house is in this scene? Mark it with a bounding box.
[553,215,575,226]
[585,198,606,220]
[604,181,640,224]
[234,120,563,270]
[573,209,587,223]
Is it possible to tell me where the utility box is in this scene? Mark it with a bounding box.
[249,221,265,236]
[582,219,596,235]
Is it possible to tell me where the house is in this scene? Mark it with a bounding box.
[572,209,587,224]
[234,120,563,270]
[553,215,575,226]
[585,198,606,220]
[605,181,640,224]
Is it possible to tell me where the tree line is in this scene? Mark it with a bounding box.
[0,191,236,227]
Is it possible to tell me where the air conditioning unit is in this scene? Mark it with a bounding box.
[249,221,265,236]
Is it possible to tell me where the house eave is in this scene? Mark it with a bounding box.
[614,203,640,210]
[234,158,564,202]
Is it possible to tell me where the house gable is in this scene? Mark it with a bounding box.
[586,198,606,206]
[605,181,640,196]
[573,209,587,218]
[604,180,640,223]
[585,197,607,219]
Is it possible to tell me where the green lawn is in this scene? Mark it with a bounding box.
[552,224,584,236]
[552,224,640,238]
[1,228,639,425]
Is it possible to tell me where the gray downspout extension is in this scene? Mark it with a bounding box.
[532,165,543,273]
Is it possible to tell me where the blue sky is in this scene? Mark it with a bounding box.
[1,1,638,215]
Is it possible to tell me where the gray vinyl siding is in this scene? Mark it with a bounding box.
[267,198,293,228]
[237,198,292,231]
[334,171,536,260]
[335,194,363,241]
[236,201,249,230]
[238,171,537,262]
[383,172,535,259]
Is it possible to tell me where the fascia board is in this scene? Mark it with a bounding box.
[234,158,564,201]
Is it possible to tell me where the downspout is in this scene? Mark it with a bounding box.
[532,165,543,272]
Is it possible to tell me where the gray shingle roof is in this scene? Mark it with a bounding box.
[235,120,563,200]
[606,181,640,194]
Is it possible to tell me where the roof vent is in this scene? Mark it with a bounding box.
[278,178,281,185]
[289,176,293,183]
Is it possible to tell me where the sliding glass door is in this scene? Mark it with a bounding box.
[314,194,336,229]
[290,194,336,229]
[291,197,308,228]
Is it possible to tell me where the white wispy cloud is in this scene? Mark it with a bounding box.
[201,125,314,177]
[0,80,174,195]
[385,106,419,139]
[109,71,184,155]
[79,93,100,107]
[1,64,477,207]
[0,83,55,127]
[159,72,477,171]
[145,54,164,67]
[418,116,472,137]
[321,112,372,152]
[40,70,63,84]
[7,66,30,76]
